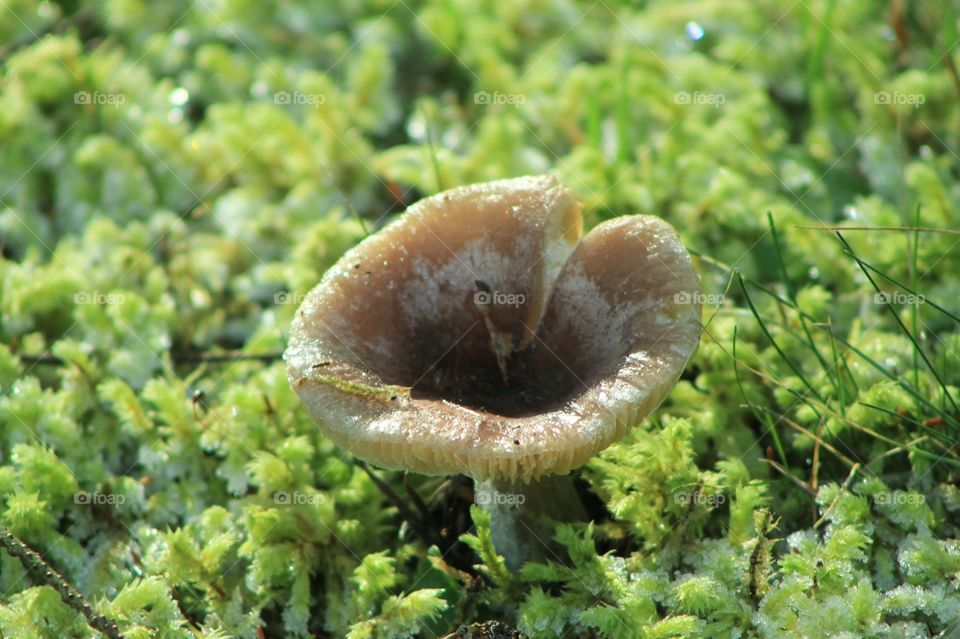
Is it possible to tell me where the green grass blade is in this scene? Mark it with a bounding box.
[836,232,959,416]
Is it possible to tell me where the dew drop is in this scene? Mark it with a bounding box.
[250,81,268,98]
[170,87,189,106]
[406,117,426,141]
[685,21,705,41]
[171,29,190,47]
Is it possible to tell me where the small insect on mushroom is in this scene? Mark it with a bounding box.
[297,370,412,404]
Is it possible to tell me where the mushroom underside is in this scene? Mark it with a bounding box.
[286,175,701,481]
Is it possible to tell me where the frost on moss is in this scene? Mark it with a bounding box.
[464,440,960,638]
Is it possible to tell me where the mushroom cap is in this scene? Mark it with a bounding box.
[285,175,701,482]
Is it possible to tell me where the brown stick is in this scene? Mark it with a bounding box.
[0,526,123,639]
[18,351,283,366]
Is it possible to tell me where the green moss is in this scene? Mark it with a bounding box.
[2,0,960,636]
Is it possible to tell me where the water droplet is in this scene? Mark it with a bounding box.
[406,117,426,141]
[250,81,268,98]
[442,130,460,147]
[170,87,189,106]
[843,205,859,220]
[808,267,819,280]
[685,21,705,41]
[171,29,190,47]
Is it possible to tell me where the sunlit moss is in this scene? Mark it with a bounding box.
[1,0,960,636]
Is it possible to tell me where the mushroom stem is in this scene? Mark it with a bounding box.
[477,473,587,571]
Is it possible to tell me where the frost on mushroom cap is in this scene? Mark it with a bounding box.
[285,175,701,482]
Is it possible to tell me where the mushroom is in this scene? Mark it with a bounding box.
[285,175,701,569]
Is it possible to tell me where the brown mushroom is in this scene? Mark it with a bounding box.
[286,175,701,568]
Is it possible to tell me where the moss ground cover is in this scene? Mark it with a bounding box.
[2,1,960,637]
